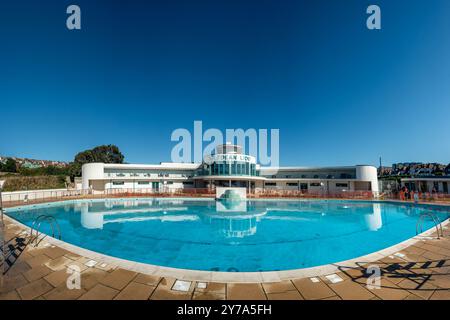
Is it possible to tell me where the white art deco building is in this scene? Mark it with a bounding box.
[80,144,379,195]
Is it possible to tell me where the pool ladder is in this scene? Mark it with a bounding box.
[0,191,4,227]
[30,215,61,247]
[416,212,444,239]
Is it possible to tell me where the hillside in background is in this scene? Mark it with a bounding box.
[0,156,71,192]
[0,156,68,169]
[0,145,124,191]
[0,175,67,192]
[379,162,450,178]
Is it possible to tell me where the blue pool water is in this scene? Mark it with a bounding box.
[6,198,450,272]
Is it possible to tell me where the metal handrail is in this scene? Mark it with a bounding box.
[416,212,443,239]
[30,215,61,246]
[0,187,4,227]
[0,205,3,227]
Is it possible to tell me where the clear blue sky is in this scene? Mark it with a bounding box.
[1,0,449,166]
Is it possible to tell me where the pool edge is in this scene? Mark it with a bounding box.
[3,200,449,283]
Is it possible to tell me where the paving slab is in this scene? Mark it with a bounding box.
[113,281,155,300]
[292,278,335,300]
[99,268,138,291]
[78,284,119,300]
[328,280,375,300]
[226,284,267,300]
[267,291,303,300]
[16,279,53,300]
[262,281,296,294]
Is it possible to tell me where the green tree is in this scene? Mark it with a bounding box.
[68,145,125,177]
[1,158,17,173]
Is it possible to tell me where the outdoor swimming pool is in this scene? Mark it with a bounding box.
[5,198,450,272]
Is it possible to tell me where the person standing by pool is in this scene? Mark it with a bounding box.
[413,190,419,203]
[431,187,438,201]
[399,187,405,201]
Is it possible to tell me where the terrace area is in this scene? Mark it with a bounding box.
[1,190,450,300]
[1,215,450,300]
[2,188,450,207]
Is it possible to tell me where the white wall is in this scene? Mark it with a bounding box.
[82,163,105,190]
[355,166,379,192]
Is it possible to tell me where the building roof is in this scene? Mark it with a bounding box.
[100,162,370,172]
[99,163,372,172]
[103,163,201,170]
[259,166,359,172]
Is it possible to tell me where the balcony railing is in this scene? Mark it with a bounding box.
[105,173,192,179]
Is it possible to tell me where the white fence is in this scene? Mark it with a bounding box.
[1,188,81,203]
[0,187,215,204]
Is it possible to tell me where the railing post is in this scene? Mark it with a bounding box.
[0,180,5,227]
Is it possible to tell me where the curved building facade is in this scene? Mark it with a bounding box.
[80,143,379,195]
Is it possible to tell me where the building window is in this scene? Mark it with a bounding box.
[265,182,277,186]
[300,183,308,190]
[112,181,125,186]
[310,182,321,187]
[287,182,298,186]
[433,182,439,192]
[137,181,149,185]
[336,183,348,188]
[182,181,193,185]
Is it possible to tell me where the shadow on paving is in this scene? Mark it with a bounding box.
[337,259,450,291]
[0,234,29,275]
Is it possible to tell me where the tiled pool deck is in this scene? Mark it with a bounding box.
[1,201,450,300]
